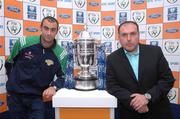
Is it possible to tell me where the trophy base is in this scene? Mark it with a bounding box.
[74,77,98,91]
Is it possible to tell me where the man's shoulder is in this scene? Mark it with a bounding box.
[141,44,161,51]
[19,36,40,48]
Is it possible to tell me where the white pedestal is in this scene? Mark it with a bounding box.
[53,88,117,119]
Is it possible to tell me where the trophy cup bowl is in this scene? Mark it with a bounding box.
[74,30,98,91]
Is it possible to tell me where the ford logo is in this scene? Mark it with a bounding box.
[89,2,99,6]
[59,14,71,19]
[26,27,38,32]
[103,16,113,21]
[7,6,21,13]
[149,13,161,19]
[166,28,179,33]
[133,0,144,4]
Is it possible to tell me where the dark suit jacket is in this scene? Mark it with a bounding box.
[106,44,175,119]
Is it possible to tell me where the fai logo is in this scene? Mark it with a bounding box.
[167,89,177,101]
[42,8,55,18]
[88,13,99,24]
[164,41,179,53]
[7,20,21,35]
[167,0,177,4]
[132,11,145,23]
[148,26,161,38]
[74,0,85,8]
[59,25,71,38]
[45,59,54,66]
[117,0,129,9]
[103,27,114,39]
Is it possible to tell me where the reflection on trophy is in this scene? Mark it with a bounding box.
[74,28,98,91]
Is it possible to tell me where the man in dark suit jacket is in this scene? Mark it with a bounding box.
[106,21,175,119]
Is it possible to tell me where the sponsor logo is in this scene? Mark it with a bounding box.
[7,20,21,35]
[59,25,71,38]
[133,0,144,4]
[29,0,36,2]
[24,51,34,59]
[7,6,21,13]
[59,13,71,19]
[74,0,85,8]
[76,11,84,23]
[103,16,113,21]
[164,41,179,53]
[168,7,177,21]
[165,27,179,33]
[149,13,161,19]
[167,89,177,101]
[88,1,99,7]
[42,8,55,18]
[26,27,38,32]
[148,25,161,38]
[88,13,99,24]
[119,12,127,24]
[103,27,114,39]
[27,5,37,20]
[117,0,129,9]
[150,41,159,46]
[167,0,177,4]
[9,39,16,53]
[132,11,145,23]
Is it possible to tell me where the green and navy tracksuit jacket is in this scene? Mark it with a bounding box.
[5,36,67,96]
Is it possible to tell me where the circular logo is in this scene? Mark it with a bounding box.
[117,0,129,9]
[103,27,114,39]
[132,11,145,23]
[59,25,71,38]
[88,13,99,24]
[7,20,21,35]
[74,0,85,8]
[42,8,55,18]
[164,41,179,53]
[148,25,161,38]
[167,89,177,101]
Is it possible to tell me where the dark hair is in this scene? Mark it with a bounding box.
[118,21,139,34]
[41,16,59,29]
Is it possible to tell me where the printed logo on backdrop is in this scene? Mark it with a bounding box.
[150,41,159,46]
[7,6,20,13]
[29,0,36,2]
[76,11,84,23]
[168,7,177,21]
[26,27,38,32]
[164,41,179,53]
[167,0,177,4]
[9,39,17,53]
[133,0,144,4]
[103,27,114,39]
[132,11,145,24]
[42,8,55,18]
[165,27,179,33]
[74,0,85,8]
[167,88,177,102]
[149,13,161,19]
[0,100,4,107]
[59,25,71,38]
[119,12,127,24]
[27,5,37,20]
[88,13,99,25]
[7,20,21,35]
[103,16,113,21]
[59,13,71,19]
[148,26,161,38]
[117,0,129,9]
[89,1,99,7]
[102,42,112,54]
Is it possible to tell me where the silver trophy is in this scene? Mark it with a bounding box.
[74,28,98,91]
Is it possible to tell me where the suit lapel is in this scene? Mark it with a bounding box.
[138,45,144,84]
[118,48,137,82]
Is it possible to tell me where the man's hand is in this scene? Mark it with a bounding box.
[42,86,56,100]
[130,93,149,111]
[137,105,149,113]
